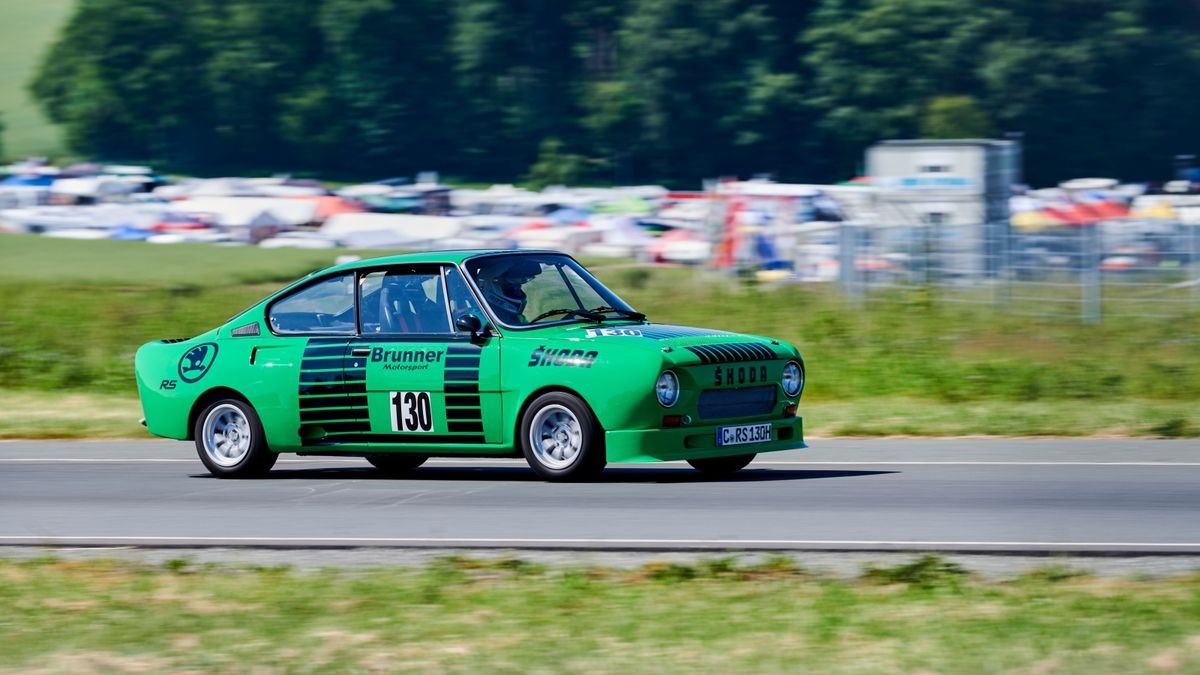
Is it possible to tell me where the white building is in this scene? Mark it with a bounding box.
[866,139,1021,277]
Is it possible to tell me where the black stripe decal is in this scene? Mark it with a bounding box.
[303,345,347,358]
[705,344,730,363]
[445,356,481,369]
[639,326,732,340]
[445,395,481,407]
[298,370,366,384]
[447,344,483,355]
[444,382,479,394]
[446,408,482,420]
[299,383,366,396]
[300,421,371,433]
[300,359,347,371]
[300,408,366,422]
[714,344,740,363]
[731,343,753,362]
[447,421,484,433]
[299,395,368,409]
[444,369,479,382]
[685,342,778,365]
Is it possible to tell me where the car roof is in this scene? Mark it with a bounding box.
[323,249,564,273]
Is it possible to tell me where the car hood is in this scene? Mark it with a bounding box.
[556,322,795,365]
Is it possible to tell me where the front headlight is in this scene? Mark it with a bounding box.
[656,370,680,407]
[782,361,804,398]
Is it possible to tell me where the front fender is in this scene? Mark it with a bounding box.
[500,336,667,443]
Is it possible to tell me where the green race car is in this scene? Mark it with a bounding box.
[135,250,806,480]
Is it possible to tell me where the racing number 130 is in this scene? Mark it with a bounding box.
[390,391,433,433]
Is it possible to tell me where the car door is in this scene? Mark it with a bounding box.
[257,271,362,450]
[352,264,502,446]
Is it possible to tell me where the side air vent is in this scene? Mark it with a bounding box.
[160,338,191,344]
[232,323,261,337]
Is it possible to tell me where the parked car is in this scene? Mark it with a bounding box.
[135,250,807,480]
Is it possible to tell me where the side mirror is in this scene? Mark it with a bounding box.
[455,314,485,342]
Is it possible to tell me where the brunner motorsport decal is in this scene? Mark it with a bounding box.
[295,339,485,444]
[370,346,444,371]
[177,342,218,384]
[528,346,599,368]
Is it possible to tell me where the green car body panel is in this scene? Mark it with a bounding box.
[135,250,806,465]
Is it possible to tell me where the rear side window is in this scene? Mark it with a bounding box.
[268,273,356,334]
[359,269,452,334]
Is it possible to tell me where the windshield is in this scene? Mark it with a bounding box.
[465,253,642,328]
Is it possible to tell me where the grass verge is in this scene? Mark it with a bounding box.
[2,235,1199,437]
[2,390,1197,439]
[1,555,1198,672]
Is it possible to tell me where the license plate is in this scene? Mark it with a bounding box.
[716,423,772,446]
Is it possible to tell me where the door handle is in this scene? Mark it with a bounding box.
[351,348,370,357]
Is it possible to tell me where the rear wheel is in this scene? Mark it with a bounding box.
[194,399,277,478]
[520,392,605,481]
[366,454,428,474]
[687,453,756,477]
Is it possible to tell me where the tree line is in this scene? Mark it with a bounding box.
[29,0,1200,187]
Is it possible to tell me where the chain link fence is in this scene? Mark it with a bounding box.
[790,219,1200,322]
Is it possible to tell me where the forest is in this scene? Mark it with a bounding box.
[28,0,1200,187]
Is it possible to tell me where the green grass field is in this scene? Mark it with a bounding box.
[0,1,75,160]
[1,233,1198,437]
[1,555,1198,672]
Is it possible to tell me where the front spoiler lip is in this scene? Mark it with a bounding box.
[604,417,805,463]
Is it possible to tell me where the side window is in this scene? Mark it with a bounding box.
[359,269,451,334]
[268,273,355,334]
[445,266,481,322]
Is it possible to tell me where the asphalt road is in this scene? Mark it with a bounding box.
[1,439,1198,554]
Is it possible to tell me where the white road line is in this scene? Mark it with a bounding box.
[0,458,1198,467]
[0,535,1196,548]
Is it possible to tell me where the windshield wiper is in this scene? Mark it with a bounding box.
[587,306,647,321]
[528,307,606,324]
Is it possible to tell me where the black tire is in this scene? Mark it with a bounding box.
[687,453,756,477]
[194,398,278,478]
[519,392,605,481]
[366,454,428,474]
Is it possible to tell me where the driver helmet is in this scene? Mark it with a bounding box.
[478,258,542,319]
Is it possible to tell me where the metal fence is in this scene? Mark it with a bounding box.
[794,219,1200,322]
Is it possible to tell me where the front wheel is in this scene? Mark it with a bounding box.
[687,453,756,477]
[519,392,605,481]
[366,454,428,474]
[194,399,277,478]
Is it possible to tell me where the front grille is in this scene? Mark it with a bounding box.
[697,385,776,420]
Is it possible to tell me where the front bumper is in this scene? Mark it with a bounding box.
[604,417,805,463]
